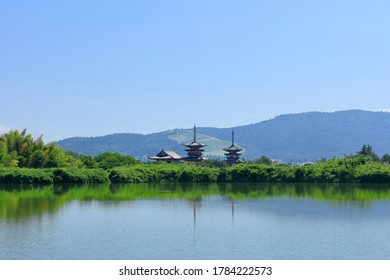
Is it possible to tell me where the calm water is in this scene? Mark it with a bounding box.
[1,183,390,259]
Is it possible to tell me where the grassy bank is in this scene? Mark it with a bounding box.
[1,156,390,186]
[0,168,109,184]
[108,157,390,184]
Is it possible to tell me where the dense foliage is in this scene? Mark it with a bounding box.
[94,152,139,169]
[0,168,109,184]
[2,156,390,184]
[100,153,390,184]
[109,164,222,183]
[3,154,390,185]
[0,130,139,170]
[0,129,82,168]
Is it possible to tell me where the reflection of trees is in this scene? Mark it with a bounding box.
[130,183,390,202]
[222,183,390,203]
[0,197,66,220]
[2,183,390,220]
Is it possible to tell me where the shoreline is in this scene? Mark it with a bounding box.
[1,157,390,185]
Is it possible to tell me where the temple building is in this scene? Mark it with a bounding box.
[182,125,207,162]
[148,149,182,163]
[223,130,243,165]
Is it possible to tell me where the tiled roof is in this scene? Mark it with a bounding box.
[183,141,207,148]
[164,150,182,159]
[149,149,182,160]
[223,145,243,151]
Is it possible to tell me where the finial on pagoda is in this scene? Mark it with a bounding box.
[194,124,196,143]
[232,130,235,146]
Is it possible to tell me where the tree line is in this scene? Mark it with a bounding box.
[0,129,137,169]
[2,129,390,184]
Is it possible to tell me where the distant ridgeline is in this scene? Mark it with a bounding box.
[56,110,390,163]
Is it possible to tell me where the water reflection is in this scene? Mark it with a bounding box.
[0,197,66,220]
[1,183,390,220]
[2,183,390,259]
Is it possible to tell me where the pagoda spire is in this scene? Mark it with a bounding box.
[193,124,196,143]
[232,130,235,146]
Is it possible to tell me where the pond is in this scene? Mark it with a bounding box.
[1,183,390,259]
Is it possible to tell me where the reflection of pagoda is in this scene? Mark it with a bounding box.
[183,125,207,162]
[223,130,243,165]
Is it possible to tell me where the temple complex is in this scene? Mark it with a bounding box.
[150,125,245,164]
[223,130,243,165]
[182,125,207,162]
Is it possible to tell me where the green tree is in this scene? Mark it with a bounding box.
[254,155,272,165]
[78,154,97,168]
[0,129,80,168]
[199,159,227,168]
[381,154,390,164]
[357,144,379,161]
[94,152,138,169]
[31,150,46,168]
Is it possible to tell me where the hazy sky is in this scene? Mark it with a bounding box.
[1,0,389,141]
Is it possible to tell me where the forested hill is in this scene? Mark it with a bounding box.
[57,133,183,161]
[57,110,390,162]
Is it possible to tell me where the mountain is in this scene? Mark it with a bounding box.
[57,110,390,162]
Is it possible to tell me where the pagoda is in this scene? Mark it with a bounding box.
[183,125,207,162]
[223,130,243,165]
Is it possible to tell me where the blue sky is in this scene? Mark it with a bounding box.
[1,0,389,141]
